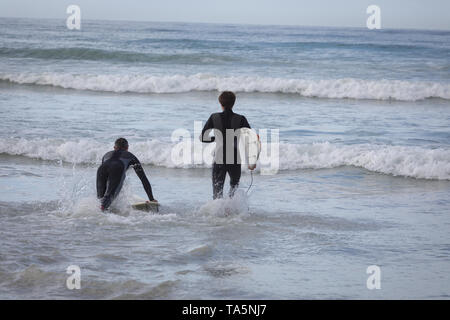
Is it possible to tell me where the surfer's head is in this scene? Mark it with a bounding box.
[219,91,236,110]
[114,137,129,151]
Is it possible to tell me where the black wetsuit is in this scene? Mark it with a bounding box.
[200,109,251,199]
[96,149,154,210]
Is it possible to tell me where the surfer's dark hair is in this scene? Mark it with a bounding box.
[219,91,236,109]
[115,137,129,150]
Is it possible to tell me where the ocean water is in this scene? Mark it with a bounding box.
[0,17,449,299]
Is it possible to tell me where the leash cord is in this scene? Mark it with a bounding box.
[246,170,254,194]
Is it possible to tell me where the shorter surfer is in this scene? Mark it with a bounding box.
[96,138,157,211]
[200,91,256,199]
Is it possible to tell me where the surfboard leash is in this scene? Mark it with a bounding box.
[246,170,254,194]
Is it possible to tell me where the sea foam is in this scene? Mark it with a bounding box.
[1,72,449,101]
[1,138,449,180]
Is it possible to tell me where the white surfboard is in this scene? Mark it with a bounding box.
[131,201,160,213]
[130,195,159,212]
[237,127,261,167]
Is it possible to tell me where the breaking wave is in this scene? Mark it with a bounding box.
[1,138,449,180]
[1,72,449,101]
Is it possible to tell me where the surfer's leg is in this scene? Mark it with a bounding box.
[101,162,125,210]
[227,164,241,198]
[212,163,226,199]
[96,164,108,199]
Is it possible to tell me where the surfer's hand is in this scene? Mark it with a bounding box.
[248,164,256,170]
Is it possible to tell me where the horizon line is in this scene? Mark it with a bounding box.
[1,15,450,33]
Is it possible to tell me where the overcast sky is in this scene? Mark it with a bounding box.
[1,0,449,30]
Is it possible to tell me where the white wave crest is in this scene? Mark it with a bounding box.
[278,142,450,180]
[1,138,449,180]
[1,72,449,101]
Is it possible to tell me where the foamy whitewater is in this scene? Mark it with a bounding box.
[2,72,450,101]
[0,18,449,299]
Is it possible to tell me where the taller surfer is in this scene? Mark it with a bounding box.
[200,91,255,199]
[96,138,157,211]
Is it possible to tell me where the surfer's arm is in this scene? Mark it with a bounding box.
[200,115,215,143]
[131,158,155,201]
